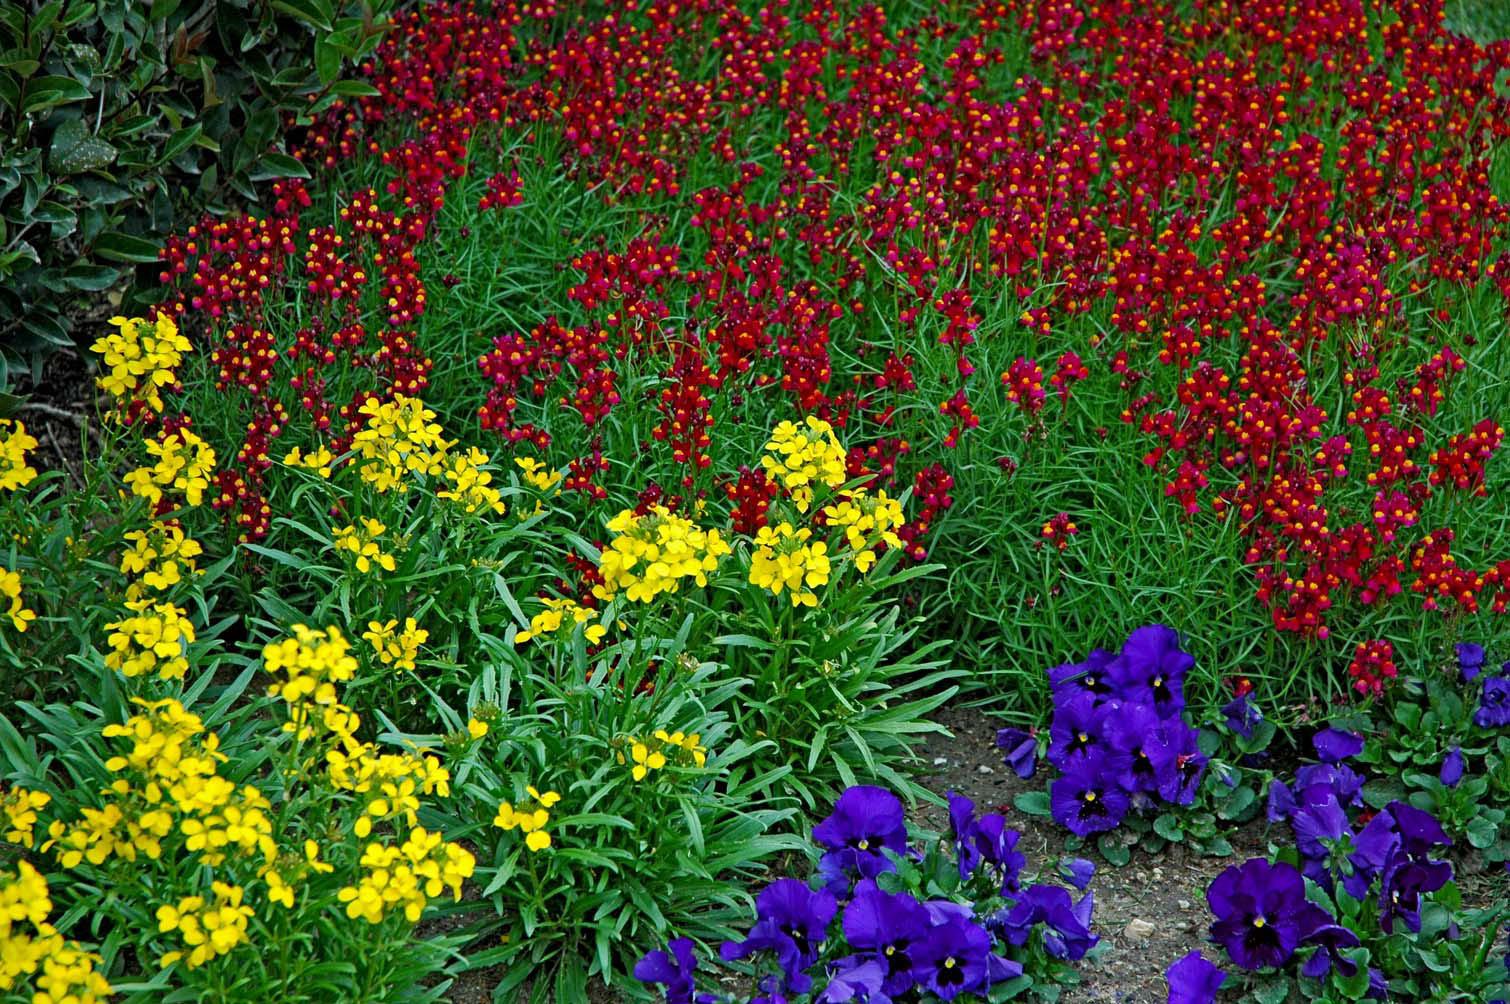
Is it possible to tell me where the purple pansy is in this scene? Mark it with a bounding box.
[1165,950,1226,1004]
[721,879,838,992]
[1207,859,1316,970]
[813,786,908,894]
[996,726,1038,779]
[1147,720,1208,805]
[1047,691,1118,771]
[635,938,717,1004]
[1050,758,1130,836]
[910,914,1016,1001]
[1300,923,1361,979]
[1058,857,1096,890]
[815,959,891,1004]
[1312,728,1364,763]
[1107,624,1193,718]
[841,882,929,997]
[1440,746,1465,787]
[1378,849,1452,934]
[1477,675,1510,729]
[1457,643,1486,681]
[996,883,1098,961]
[1221,694,1262,739]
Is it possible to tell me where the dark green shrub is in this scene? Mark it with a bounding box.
[0,0,392,388]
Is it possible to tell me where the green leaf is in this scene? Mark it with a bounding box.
[1253,976,1290,1004]
[22,74,90,113]
[270,0,334,30]
[1153,812,1183,841]
[248,152,309,181]
[49,118,117,173]
[1097,833,1130,867]
[1013,789,1051,817]
[314,36,341,84]
[62,263,121,291]
[158,123,203,164]
[93,231,161,264]
[1466,815,1497,849]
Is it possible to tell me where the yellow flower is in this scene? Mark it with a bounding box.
[438,446,507,515]
[350,395,450,493]
[494,786,559,851]
[822,489,906,573]
[337,828,474,924]
[1,785,50,847]
[120,521,204,600]
[156,882,251,968]
[125,428,216,508]
[363,617,427,672]
[760,417,847,511]
[467,718,489,739]
[283,444,336,478]
[514,596,606,645]
[592,506,730,603]
[515,456,563,493]
[103,600,195,678]
[0,566,37,632]
[0,418,39,492]
[263,623,359,711]
[748,522,831,607]
[0,861,111,1001]
[90,312,191,416]
[333,518,398,574]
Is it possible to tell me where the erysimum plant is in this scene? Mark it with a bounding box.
[636,784,1105,1004]
[422,639,802,1003]
[1,615,478,1004]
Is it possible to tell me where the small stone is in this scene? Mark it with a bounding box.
[1177,899,1191,910]
[976,765,994,775]
[1123,919,1156,941]
[933,757,949,766]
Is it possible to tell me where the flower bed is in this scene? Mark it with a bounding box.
[2,1,1509,1002]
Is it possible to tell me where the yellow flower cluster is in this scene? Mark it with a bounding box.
[337,827,475,924]
[0,566,37,632]
[264,624,359,710]
[619,729,709,781]
[45,698,275,874]
[438,446,507,515]
[124,428,216,508]
[351,394,450,492]
[822,490,906,573]
[91,312,191,416]
[156,882,252,969]
[514,596,606,645]
[103,599,195,679]
[263,840,334,909]
[494,786,560,852]
[593,506,730,603]
[0,418,38,492]
[2,785,50,847]
[333,518,398,574]
[515,456,562,493]
[760,416,847,511]
[748,522,832,607]
[363,617,428,671]
[0,862,112,1003]
[282,444,336,478]
[120,521,204,600]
